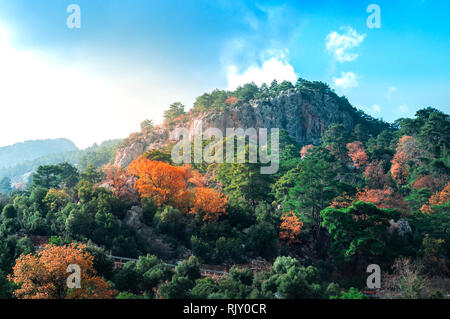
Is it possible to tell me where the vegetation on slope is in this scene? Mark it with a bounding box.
[0,81,448,299]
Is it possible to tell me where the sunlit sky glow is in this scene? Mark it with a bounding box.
[0,0,449,148]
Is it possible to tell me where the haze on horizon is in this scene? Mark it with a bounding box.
[0,0,449,149]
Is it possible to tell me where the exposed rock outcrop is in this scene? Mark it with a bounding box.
[115,88,355,167]
[115,126,169,167]
[389,218,412,236]
[123,206,175,258]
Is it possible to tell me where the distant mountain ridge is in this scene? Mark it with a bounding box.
[0,139,122,185]
[0,138,78,169]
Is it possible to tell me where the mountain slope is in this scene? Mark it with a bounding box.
[0,139,122,185]
[0,138,78,169]
[114,81,390,167]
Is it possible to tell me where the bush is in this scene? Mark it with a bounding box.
[330,287,366,299]
[2,204,17,219]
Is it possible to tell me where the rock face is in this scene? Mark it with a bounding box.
[389,218,412,236]
[115,126,169,167]
[123,206,175,258]
[193,88,354,145]
[115,88,355,167]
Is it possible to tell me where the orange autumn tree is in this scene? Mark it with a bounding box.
[390,152,410,184]
[420,182,450,214]
[181,165,208,188]
[190,187,227,222]
[102,164,138,202]
[330,187,408,214]
[279,211,303,245]
[413,174,448,193]
[9,244,116,299]
[300,144,314,158]
[128,157,191,211]
[364,160,388,189]
[390,135,424,184]
[356,186,408,214]
[346,141,369,168]
[330,194,355,209]
[224,96,238,105]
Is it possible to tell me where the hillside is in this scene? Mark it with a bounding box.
[0,139,122,186]
[0,138,78,169]
[115,80,390,167]
[0,79,448,300]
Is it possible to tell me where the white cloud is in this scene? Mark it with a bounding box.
[398,104,409,114]
[385,86,397,100]
[226,56,297,90]
[333,72,359,90]
[360,104,382,116]
[220,4,303,91]
[326,27,366,63]
[371,104,381,113]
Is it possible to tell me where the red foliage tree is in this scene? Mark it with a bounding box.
[346,141,369,168]
[300,144,314,158]
[180,165,208,188]
[412,174,448,193]
[356,187,408,214]
[279,211,303,246]
[102,164,138,202]
[224,96,238,105]
[330,194,355,209]
[390,135,424,184]
[420,182,450,214]
[390,152,410,184]
[364,160,388,189]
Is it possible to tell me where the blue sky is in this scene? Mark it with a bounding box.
[0,0,449,148]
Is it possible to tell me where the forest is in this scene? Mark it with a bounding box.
[0,80,449,299]
[0,139,122,189]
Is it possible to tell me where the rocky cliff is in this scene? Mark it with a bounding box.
[114,87,356,167]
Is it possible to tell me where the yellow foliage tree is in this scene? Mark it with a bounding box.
[9,244,116,299]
